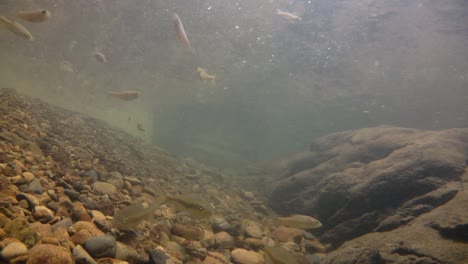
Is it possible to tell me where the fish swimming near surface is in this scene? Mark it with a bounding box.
[196,67,216,85]
[0,16,34,40]
[17,9,51,22]
[93,51,108,63]
[275,9,302,22]
[277,214,322,230]
[172,13,193,52]
[108,90,141,101]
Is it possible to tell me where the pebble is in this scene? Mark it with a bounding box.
[92,182,117,196]
[83,235,117,258]
[214,231,235,249]
[0,241,28,260]
[28,178,43,194]
[22,171,35,181]
[71,202,92,221]
[230,248,264,264]
[243,221,263,239]
[211,217,231,232]
[33,205,54,222]
[27,244,74,264]
[73,244,98,264]
[149,246,168,264]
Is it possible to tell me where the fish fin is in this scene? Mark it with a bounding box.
[275,9,282,14]
[211,78,216,86]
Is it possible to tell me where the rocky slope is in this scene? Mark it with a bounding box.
[270,125,468,263]
[0,88,327,264]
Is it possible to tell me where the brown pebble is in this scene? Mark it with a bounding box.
[27,244,74,264]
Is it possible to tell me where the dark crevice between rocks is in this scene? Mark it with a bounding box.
[392,247,444,263]
[431,223,468,243]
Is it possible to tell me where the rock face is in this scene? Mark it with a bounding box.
[270,126,468,262]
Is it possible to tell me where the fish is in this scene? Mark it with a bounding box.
[277,214,322,230]
[112,199,164,230]
[162,191,212,221]
[137,123,145,133]
[196,67,216,85]
[93,51,108,63]
[275,9,302,22]
[108,90,141,101]
[60,61,75,73]
[112,189,211,230]
[17,9,51,22]
[172,13,193,52]
[0,16,34,40]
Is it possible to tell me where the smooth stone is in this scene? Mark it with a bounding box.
[16,192,39,209]
[243,221,263,239]
[64,189,81,201]
[115,242,141,262]
[27,244,74,264]
[214,231,235,249]
[33,206,54,223]
[83,235,116,258]
[70,202,91,221]
[92,182,117,196]
[27,178,43,194]
[203,251,228,264]
[1,241,28,260]
[149,246,168,264]
[51,218,73,232]
[73,244,98,264]
[22,172,35,182]
[231,248,264,264]
[211,217,231,232]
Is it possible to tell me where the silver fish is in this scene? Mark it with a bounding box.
[1,16,34,40]
[172,13,193,52]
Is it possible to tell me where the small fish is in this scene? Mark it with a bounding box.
[17,9,51,22]
[0,16,34,40]
[172,13,193,52]
[108,90,141,101]
[163,191,212,221]
[137,123,145,133]
[277,214,322,230]
[60,61,75,73]
[112,200,164,230]
[93,51,108,63]
[112,189,211,230]
[197,67,216,85]
[275,9,302,22]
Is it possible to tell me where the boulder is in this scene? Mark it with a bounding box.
[270,126,468,249]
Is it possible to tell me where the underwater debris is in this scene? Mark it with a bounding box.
[0,16,34,40]
[108,90,141,101]
[137,123,145,133]
[275,9,302,22]
[197,67,216,85]
[93,51,108,63]
[17,9,51,23]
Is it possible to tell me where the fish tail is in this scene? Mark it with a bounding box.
[276,9,282,14]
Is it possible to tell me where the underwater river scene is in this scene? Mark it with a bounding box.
[0,0,467,263]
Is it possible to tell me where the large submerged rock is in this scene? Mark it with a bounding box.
[269,126,468,262]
